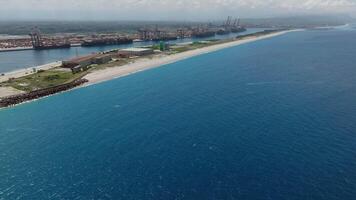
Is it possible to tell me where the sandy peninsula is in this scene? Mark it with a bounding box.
[0,30,297,102]
[83,30,295,87]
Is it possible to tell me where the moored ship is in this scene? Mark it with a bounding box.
[216,29,231,35]
[151,36,178,41]
[231,27,247,33]
[81,38,133,47]
[34,43,71,50]
[192,31,216,38]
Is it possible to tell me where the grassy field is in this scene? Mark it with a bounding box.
[89,59,129,71]
[1,69,87,92]
[171,40,228,53]
[0,58,132,92]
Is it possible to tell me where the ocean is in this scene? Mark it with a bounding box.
[0,28,265,73]
[0,25,356,199]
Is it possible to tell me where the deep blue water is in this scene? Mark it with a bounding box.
[0,28,264,73]
[1,26,356,199]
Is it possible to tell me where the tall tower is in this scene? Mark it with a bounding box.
[29,27,43,48]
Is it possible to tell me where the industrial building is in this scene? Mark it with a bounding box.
[93,54,112,64]
[62,53,112,73]
[117,48,154,57]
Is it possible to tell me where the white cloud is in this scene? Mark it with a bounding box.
[0,0,355,20]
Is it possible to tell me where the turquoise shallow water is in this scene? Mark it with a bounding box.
[1,26,356,199]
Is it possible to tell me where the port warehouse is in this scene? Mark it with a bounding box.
[62,54,112,73]
[117,48,153,57]
[62,48,153,73]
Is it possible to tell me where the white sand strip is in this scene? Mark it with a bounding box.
[0,87,25,99]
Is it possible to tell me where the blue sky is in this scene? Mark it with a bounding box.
[1,0,355,20]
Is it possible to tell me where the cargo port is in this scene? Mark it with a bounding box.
[29,27,71,50]
[217,16,246,35]
[0,17,246,52]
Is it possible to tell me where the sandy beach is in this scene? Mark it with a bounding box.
[83,30,296,87]
[0,87,25,98]
[0,61,62,83]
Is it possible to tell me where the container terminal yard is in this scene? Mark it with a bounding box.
[0,17,245,52]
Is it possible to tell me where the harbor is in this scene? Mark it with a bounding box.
[0,17,265,73]
[0,29,288,107]
[0,28,266,74]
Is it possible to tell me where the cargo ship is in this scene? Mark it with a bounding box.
[216,29,231,35]
[231,27,247,33]
[34,43,71,50]
[151,36,178,41]
[81,38,133,47]
[192,31,216,38]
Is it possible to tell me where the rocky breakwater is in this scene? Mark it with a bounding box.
[0,79,88,108]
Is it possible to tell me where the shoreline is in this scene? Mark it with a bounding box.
[0,61,62,83]
[82,30,298,87]
[0,29,300,108]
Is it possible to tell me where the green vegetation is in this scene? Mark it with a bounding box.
[171,40,228,53]
[171,46,189,53]
[1,69,87,92]
[88,59,129,71]
[170,30,283,54]
[0,58,131,93]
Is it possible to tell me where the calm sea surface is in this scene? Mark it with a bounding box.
[0,28,265,73]
[1,25,356,199]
